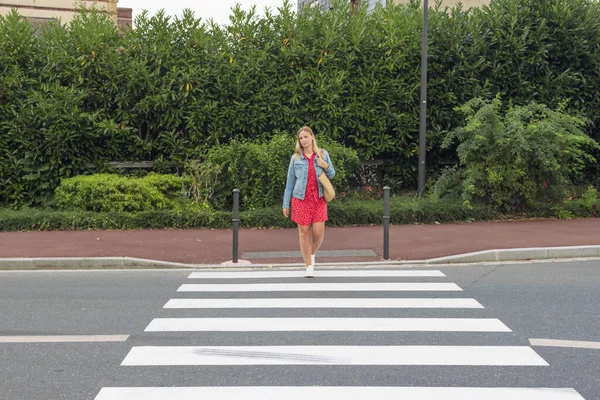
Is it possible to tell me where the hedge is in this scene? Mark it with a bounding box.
[3,0,600,207]
[1,195,597,232]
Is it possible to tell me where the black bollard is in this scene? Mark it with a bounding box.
[383,186,390,260]
[232,188,240,263]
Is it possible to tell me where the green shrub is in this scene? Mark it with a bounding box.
[552,185,600,218]
[54,173,190,212]
[434,97,599,211]
[187,133,360,211]
[0,195,506,231]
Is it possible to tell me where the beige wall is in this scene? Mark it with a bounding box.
[1,0,106,7]
[0,0,119,23]
[393,0,490,8]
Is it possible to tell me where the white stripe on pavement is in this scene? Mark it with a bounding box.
[0,335,129,343]
[144,318,511,332]
[121,346,548,366]
[95,387,585,400]
[164,298,484,309]
[177,282,462,292]
[188,270,446,279]
[530,338,600,350]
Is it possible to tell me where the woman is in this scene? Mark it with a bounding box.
[283,126,335,277]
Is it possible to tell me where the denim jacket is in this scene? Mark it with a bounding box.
[282,150,336,209]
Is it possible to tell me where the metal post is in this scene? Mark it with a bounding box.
[418,0,429,197]
[383,186,390,260]
[232,188,240,263]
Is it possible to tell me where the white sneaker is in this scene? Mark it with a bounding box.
[305,265,314,278]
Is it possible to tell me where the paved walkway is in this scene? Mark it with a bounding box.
[0,218,598,265]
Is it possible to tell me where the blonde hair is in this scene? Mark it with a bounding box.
[295,126,324,158]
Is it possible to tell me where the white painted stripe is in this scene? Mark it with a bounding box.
[121,346,548,366]
[177,282,462,292]
[0,335,129,343]
[164,298,484,309]
[530,338,600,350]
[188,270,446,279]
[145,318,510,332]
[95,387,585,400]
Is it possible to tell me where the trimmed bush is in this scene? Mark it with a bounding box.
[0,196,500,231]
[54,173,190,212]
[4,0,600,208]
[2,192,598,232]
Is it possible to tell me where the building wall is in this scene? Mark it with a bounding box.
[0,0,130,25]
[117,6,132,28]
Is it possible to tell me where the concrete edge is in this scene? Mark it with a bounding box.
[0,245,599,270]
[423,245,600,264]
[0,257,197,270]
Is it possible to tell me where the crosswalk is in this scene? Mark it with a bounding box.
[94,268,586,399]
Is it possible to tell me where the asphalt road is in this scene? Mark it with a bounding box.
[0,260,599,400]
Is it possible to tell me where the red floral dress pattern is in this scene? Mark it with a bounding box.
[291,153,328,226]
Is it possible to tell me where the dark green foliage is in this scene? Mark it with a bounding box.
[2,191,597,231]
[433,97,598,211]
[2,0,600,209]
[188,133,359,211]
[0,195,498,231]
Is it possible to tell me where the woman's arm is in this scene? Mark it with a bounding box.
[323,150,335,179]
[282,156,296,209]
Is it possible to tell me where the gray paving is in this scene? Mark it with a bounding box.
[0,262,598,399]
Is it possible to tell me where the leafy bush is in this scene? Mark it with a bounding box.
[0,195,495,231]
[2,192,597,232]
[4,0,600,208]
[434,97,599,211]
[552,185,600,218]
[54,173,190,212]
[187,133,360,211]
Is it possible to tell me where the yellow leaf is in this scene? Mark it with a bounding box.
[185,83,190,92]
[317,58,322,65]
[92,51,96,58]
[229,57,233,63]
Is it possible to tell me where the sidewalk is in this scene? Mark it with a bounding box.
[0,218,598,266]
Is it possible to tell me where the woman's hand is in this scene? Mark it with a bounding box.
[316,157,329,170]
[282,208,289,218]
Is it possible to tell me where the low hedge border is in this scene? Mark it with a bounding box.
[1,196,597,232]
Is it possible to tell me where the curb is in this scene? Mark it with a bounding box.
[0,245,599,270]
[421,245,600,264]
[0,257,197,270]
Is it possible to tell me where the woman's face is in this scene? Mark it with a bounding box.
[298,130,313,150]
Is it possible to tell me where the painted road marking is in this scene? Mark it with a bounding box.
[121,345,548,366]
[0,335,129,343]
[145,317,510,332]
[188,270,446,279]
[530,338,600,350]
[95,387,585,400]
[164,298,484,309]
[177,282,462,292]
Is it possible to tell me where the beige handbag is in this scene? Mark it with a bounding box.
[318,172,335,202]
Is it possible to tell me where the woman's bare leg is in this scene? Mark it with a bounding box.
[311,222,325,258]
[298,224,313,266]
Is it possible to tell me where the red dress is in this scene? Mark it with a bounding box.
[291,153,328,226]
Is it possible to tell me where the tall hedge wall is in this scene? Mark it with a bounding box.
[1,0,600,207]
